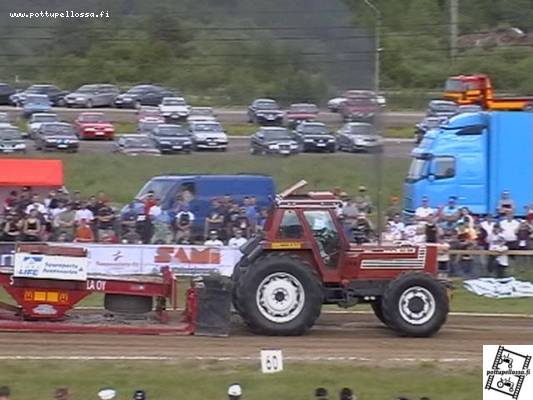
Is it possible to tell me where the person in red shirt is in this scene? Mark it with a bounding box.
[143,191,157,216]
[74,219,94,243]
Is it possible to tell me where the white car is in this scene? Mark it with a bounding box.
[189,121,228,151]
[27,113,59,138]
[159,97,190,120]
[327,97,347,112]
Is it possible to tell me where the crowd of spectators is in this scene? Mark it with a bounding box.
[338,187,533,278]
[0,187,268,247]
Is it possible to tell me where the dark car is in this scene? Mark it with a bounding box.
[149,124,193,154]
[64,84,119,108]
[414,116,447,144]
[34,122,79,152]
[336,122,383,152]
[9,84,68,107]
[426,100,458,118]
[0,83,16,105]
[286,103,319,128]
[293,121,336,153]
[114,85,174,109]
[250,127,300,155]
[247,98,284,125]
[114,134,161,156]
[0,126,26,153]
[339,94,380,123]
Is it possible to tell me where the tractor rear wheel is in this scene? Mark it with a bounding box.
[235,252,323,336]
[104,294,153,314]
[381,272,448,337]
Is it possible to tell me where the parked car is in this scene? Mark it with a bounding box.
[250,127,300,155]
[159,97,190,121]
[293,121,336,153]
[286,103,319,128]
[115,85,175,109]
[114,134,161,156]
[0,83,16,105]
[425,100,458,118]
[247,99,284,125]
[0,126,26,153]
[327,96,347,112]
[188,121,228,151]
[137,118,163,135]
[339,94,380,123]
[34,122,79,152]
[22,94,52,117]
[74,112,115,140]
[64,84,119,108]
[9,84,68,107]
[149,124,193,154]
[28,113,59,138]
[414,116,447,144]
[137,106,164,122]
[456,104,483,114]
[187,107,217,123]
[336,122,383,152]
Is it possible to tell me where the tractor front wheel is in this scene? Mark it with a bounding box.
[370,299,387,326]
[381,272,448,337]
[235,252,323,335]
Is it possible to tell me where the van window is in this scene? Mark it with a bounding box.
[137,179,174,200]
[433,157,455,179]
[278,210,303,239]
[178,182,195,202]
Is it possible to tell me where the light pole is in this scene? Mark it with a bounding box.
[363,0,384,244]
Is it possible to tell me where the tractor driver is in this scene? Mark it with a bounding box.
[309,212,339,264]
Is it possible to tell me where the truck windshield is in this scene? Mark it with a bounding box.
[445,79,464,92]
[406,158,428,181]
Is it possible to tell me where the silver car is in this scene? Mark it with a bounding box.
[189,121,228,151]
[336,122,383,152]
[64,84,119,108]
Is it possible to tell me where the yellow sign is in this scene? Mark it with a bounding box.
[271,242,302,249]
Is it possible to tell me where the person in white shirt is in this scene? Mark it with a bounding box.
[387,213,405,238]
[25,194,48,215]
[415,196,434,223]
[204,230,224,246]
[74,202,94,223]
[488,224,509,278]
[228,229,247,249]
[499,213,520,247]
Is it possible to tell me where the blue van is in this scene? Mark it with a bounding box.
[22,94,52,117]
[126,174,276,231]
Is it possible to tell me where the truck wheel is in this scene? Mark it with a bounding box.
[235,252,323,336]
[381,272,448,337]
[370,299,387,325]
[104,294,153,314]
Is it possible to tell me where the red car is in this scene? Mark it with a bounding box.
[286,103,318,128]
[75,112,115,140]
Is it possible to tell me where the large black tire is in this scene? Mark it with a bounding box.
[235,252,323,336]
[104,294,153,314]
[382,272,448,337]
[370,299,387,325]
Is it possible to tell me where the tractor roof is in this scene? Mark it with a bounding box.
[276,180,342,209]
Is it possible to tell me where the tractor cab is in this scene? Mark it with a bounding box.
[444,74,490,105]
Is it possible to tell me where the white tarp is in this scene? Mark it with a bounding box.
[64,243,241,277]
[14,252,88,281]
[463,277,533,298]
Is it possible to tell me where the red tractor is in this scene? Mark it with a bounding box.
[233,181,449,337]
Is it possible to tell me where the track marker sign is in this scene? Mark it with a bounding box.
[260,350,283,374]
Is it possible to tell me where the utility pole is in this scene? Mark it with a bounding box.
[363,0,383,244]
[450,0,458,59]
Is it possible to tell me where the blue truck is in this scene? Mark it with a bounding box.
[404,111,533,216]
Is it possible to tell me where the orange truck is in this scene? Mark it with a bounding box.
[444,74,533,111]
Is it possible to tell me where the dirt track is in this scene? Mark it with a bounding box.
[0,313,530,367]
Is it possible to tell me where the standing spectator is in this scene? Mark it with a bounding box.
[381,224,401,242]
[0,386,10,400]
[74,219,94,243]
[3,191,18,213]
[352,213,373,244]
[245,196,259,231]
[229,229,247,248]
[479,215,495,249]
[227,384,242,400]
[150,207,173,244]
[53,204,76,241]
[415,196,434,223]
[488,224,509,278]
[438,196,460,228]
[235,207,251,238]
[22,209,42,241]
[175,210,194,243]
[1,212,21,241]
[436,236,451,277]
[95,201,116,241]
[205,200,225,239]
[341,198,359,240]
[354,186,372,214]
[500,212,520,249]
[497,190,515,216]
[388,213,406,238]
[142,190,157,216]
[224,202,241,238]
[25,194,47,215]
[204,230,223,246]
[517,220,531,250]
[44,190,60,210]
[425,219,439,243]
[256,208,269,232]
[412,224,427,244]
[385,195,402,220]
[74,202,94,224]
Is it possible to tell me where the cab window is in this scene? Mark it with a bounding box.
[278,210,303,239]
[432,156,455,179]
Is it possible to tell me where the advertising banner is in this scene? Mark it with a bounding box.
[14,252,88,281]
